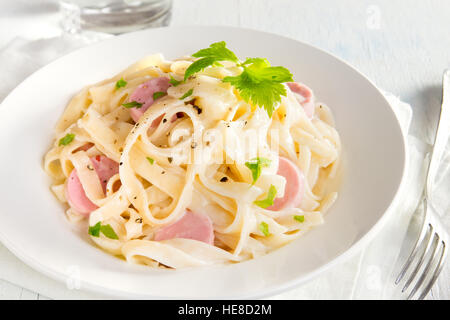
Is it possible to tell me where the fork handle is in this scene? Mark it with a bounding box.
[426,70,450,196]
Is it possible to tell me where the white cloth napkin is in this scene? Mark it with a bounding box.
[0,36,448,300]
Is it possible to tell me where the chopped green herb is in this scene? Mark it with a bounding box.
[122,101,143,109]
[153,91,167,100]
[88,222,101,237]
[89,222,119,240]
[179,88,194,100]
[115,78,127,89]
[294,215,305,223]
[169,75,182,87]
[146,157,154,165]
[245,157,271,184]
[254,185,277,209]
[59,133,75,146]
[100,224,119,240]
[184,41,239,80]
[259,222,270,237]
[223,58,293,117]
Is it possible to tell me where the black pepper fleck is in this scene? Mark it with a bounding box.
[162,118,167,123]
[193,105,202,114]
[119,162,123,165]
[220,177,228,182]
[168,157,173,163]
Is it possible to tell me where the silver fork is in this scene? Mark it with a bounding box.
[394,70,450,300]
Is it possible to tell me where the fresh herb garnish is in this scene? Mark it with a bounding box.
[153,91,166,100]
[245,157,271,184]
[59,133,75,146]
[186,42,293,117]
[88,222,119,240]
[259,222,270,237]
[169,75,182,87]
[223,58,293,117]
[184,41,239,81]
[179,88,194,100]
[122,101,143,109]
[100,224,119,240]
[146,157,154,165]
[294,215,305,223]
[88,222,101,237]
[254,185,277,209]
[115,78,127,89]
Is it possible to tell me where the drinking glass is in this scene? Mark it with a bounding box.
[59,0,172,34]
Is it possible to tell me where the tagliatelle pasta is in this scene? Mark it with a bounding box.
[44,47,341,269]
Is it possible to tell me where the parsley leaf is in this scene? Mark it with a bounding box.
[294,215,305,223]
[179,88,194,100]
[259,222,270,237]
[184,41,239,80]
[59,133,75,146]
[88,222,101,237]
[223,58,293,117]
[146,156,154,165]
[115,78,127,89]
[169,75,182,87]
[89,222,119,240]
[245,157,271,184]
[100,224,119,240]
[153,91,166,100]
[122,101,143,109]
[254,185,277,209]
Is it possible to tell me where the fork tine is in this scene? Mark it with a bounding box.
[395,218,431,285]
[401,224,434,292]
[407,233,440,300]
[418,240,447,300]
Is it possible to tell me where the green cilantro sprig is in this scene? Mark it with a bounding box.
[88,222,119,240]
[254,185,277,209]
[184,41,239,80]
[59,133,75,146]
[294,215,305,223]
[245,157,271,184]
[185,42,293,117]
[223,58,293,117]
[146,156,154,165]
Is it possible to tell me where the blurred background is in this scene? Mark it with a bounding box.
[0,0,449,300]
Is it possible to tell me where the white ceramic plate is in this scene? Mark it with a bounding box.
[0,26,406,299]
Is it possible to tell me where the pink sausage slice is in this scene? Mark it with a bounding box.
[65,155,119,216]
[287,82,315,118]
[65,170,98,216]
[154,211,214,245]
[267,157,305,211]
[128,77,171,124]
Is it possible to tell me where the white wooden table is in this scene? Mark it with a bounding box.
[0,0,448,299]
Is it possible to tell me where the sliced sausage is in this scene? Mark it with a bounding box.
[65,155,119,216]
[128,77,171,125]
[267,156,304,211]
[287,82,315,118]
[154,210,214,245]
